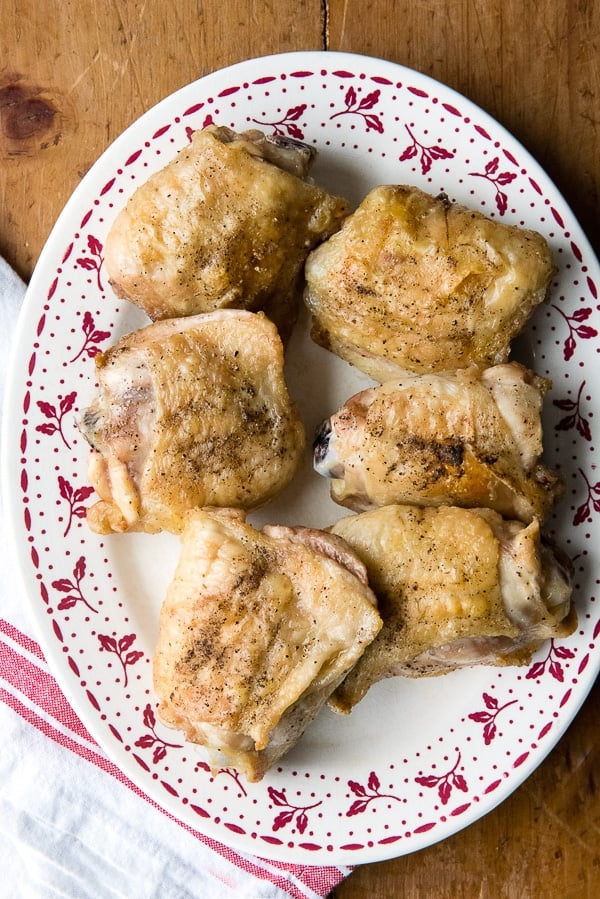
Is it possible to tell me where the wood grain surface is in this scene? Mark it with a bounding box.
[2,2,599,896]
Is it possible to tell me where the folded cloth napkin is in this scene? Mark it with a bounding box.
[0,256,350,899]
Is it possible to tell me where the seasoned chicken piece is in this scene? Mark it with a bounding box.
[153,508,382,781]
[78,310,305,535]
[314,362,562,523]
[329,505,575,712]
[104,124,348,338]
[304,184,555,379]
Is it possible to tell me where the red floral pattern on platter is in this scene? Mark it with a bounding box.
[268,785,323,834]
[52,555,97,614]
[468,692,518,745]
[553,380,592,441]
[134,703,183,763]
[469,156,517,215]
[70,310,111,363]
[399,123,455,175]
[185,113,215,142]
[573,467,600,525]
[76,234,105,291]
[415,752,468,806]
[35,391,77,449]
[330,87,384,133]
[97,633,144,688]
[195,759,249,797]
[525,640,576,682]
[251,104,308,139]
[57,476,95,537]
[8,55,600,864]
[346,770,402,816]
[551,304,598,361]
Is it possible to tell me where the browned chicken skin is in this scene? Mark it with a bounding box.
[314,362,562,523]
[104,125,348,339]
[304,184,555,379]
[329,505,575,712]
[153,508,382,781]
[78,310,305,534]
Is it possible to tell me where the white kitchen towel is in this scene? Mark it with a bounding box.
[0,255,350,899]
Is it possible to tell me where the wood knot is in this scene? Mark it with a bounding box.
[0,77,62,156]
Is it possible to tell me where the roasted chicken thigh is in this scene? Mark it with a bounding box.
[304,184,555,379]
[153,508,382,781]
[314,362,561,523]
[104,124,348,337]
[79,310,305,534]
[329,505,575,712]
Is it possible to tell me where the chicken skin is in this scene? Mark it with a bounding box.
[153,508,382,781]
[104,125,348,338]
[304,185,554,379]
[329,505,575,712]
[78,310,305,535]
[314,362,562,523]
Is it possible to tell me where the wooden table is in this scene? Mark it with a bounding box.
[2,2,599,896]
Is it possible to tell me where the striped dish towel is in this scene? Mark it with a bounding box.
[0,256,350,899]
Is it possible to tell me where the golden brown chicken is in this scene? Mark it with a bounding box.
[153,508,382,781]
[314,362,562,523]
[104,124,348,338]
[329,504,575,712]
[304,184,555,379]
[78,310,305,535]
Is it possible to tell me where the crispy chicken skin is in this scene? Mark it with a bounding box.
[314,362,562,523]
[153,508,382,782]
[329,505,575,712]
[78,310,305,535]
[304,184,555,379]
[104,125,348,337]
